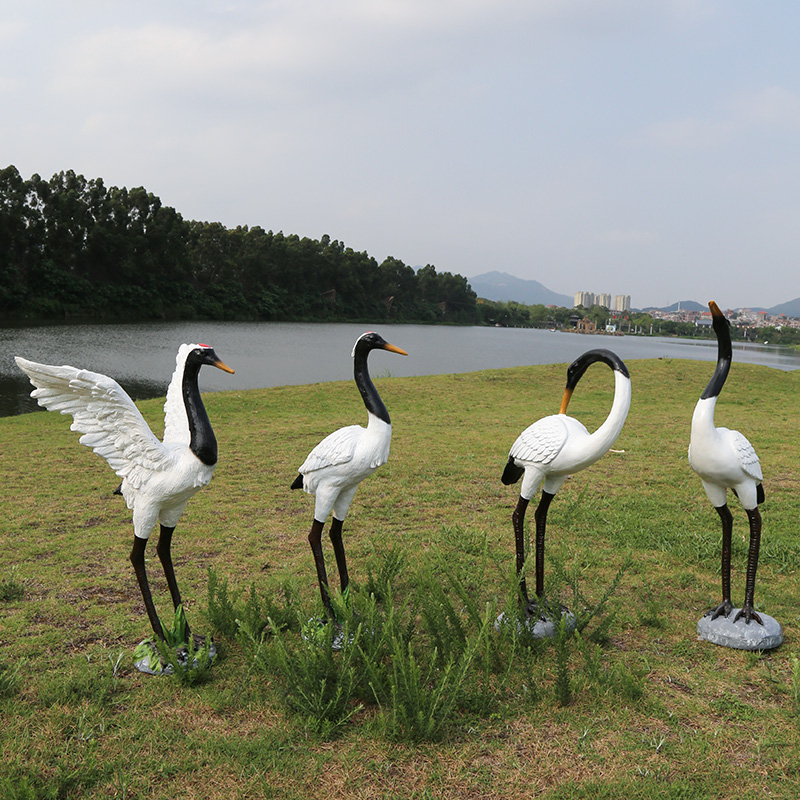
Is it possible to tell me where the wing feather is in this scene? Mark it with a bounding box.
[298,425,363,474]
[15,357,170,488]
[732,430,763,482]
[509,415,568,466]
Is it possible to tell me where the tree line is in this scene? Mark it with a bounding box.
[0,166,479,324]
[9,165,790,343]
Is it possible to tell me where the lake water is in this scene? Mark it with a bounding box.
[3,320,800,417]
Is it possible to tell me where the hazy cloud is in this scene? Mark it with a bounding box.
[3,0,800,309]
[598,230,660,245]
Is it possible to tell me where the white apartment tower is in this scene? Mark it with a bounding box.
[574,291,595,308]
[596,293,611,309]
[613,294,631,312]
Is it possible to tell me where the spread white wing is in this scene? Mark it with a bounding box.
[15,357,171,488]
[298,425,363,474]
[509,414,568,466]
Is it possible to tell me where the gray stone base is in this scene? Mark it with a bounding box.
[696,610,783,651]
[495,608,576,639]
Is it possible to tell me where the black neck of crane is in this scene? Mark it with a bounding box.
[183,355,218,465]
[354,343,390,424]
[701,314,732,400]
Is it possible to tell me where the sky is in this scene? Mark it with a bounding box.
[2,0,799,311]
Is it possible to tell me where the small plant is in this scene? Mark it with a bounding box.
[418,565,469,666]
[608,661,646,701]
[0,565,24,602]
[790,653,800,716]
[133,605,215,684]
[553,616,572,706]
[0,659,24,698]
[252,611,364,738]
[0,775,38,800]
[550,553,632,641]
[363,545,406,602]
[206,567,240,638]
[637,591,666,630]
[206,567,299,640]
[381,636,478,742]
[107,652,124,694]
[73,710,107,745]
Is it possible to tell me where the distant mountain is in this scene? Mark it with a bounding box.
[646,300,798,314]
[767,297,800,317]
[469,271,572,307]
[643,300,707,313]
[467,273,800,317]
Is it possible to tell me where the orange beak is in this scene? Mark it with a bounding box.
[559,387,573,415]
[213,359,235,374]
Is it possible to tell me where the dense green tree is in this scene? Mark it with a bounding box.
[0,166,30,309]
[0,165,484,324]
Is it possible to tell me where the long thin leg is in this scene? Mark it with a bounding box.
[155,525,181,610]
[533,491,555,600]
[309,518,334,617]
[512,496,530,603]
[707,504,734,619]
[736,507,763,625]
[329,517,349,595]
[130,536,165,641]
[155,524,192,640]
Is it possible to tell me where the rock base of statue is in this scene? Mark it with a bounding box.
[133,637,217,675]
[495,604,576,639]
[697,610,783,651]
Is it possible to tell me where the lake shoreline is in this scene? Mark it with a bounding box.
[4,320,800,418]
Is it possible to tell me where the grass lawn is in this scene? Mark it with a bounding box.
[1,356,800,799]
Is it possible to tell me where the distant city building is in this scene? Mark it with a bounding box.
[574,291,626,310]
[613,294,631,312]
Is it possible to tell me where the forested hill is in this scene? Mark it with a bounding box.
[0,166,478,324]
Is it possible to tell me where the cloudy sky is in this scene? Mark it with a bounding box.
[2,1,799,310]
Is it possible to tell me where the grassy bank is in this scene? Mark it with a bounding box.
[2,358,800,799]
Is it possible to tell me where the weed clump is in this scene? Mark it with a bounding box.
[206,537,635,741]
[0,566,24,602]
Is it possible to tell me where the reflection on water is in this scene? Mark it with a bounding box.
[3,321,800,417]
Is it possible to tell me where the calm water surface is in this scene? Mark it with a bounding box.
[2,321,799,417]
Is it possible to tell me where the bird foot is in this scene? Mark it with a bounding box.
[734,605,764,626]
[705,600,734,621]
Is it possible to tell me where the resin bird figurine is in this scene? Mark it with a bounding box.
[501,348,631,619]
[15,344,234,644]
[291,331,407,616]
[688,301,764,624]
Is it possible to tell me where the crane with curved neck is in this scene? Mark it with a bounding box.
[502,348,631,619]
